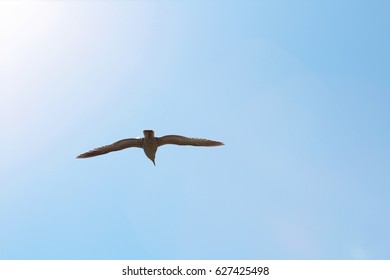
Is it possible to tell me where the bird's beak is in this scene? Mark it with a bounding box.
[152,159,156,166]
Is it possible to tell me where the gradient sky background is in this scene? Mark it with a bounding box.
[0,1,389,259]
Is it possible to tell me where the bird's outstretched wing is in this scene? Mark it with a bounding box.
[157,135,224,147]
[77,138,143,158]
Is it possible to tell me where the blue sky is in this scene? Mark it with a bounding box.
[0,0,389,259]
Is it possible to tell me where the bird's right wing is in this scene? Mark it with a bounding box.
[157,135,224,147]
[77,138,143,158]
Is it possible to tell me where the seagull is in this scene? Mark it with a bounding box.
[77,130,224,165]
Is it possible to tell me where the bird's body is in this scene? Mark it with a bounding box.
[142,130,158,164]
[77,130,224,165]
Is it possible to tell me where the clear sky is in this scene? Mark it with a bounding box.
[0,0,389,259]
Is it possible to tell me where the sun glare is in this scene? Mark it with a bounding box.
[0,2,65,165]
[0,2,47,41]
[0,1,64,67]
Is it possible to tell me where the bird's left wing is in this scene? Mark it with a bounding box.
[157,135,224,147]
[77,138,143,158]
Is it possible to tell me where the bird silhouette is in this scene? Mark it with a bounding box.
[77,130,224,165]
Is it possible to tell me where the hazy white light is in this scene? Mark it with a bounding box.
[0,1,66,168]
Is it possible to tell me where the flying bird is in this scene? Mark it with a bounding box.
[77,130,224,165]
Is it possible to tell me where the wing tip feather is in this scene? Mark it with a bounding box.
[213,141,224,146]
[76,153,88,159]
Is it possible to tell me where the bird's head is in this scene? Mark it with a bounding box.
[143,130,155,137]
